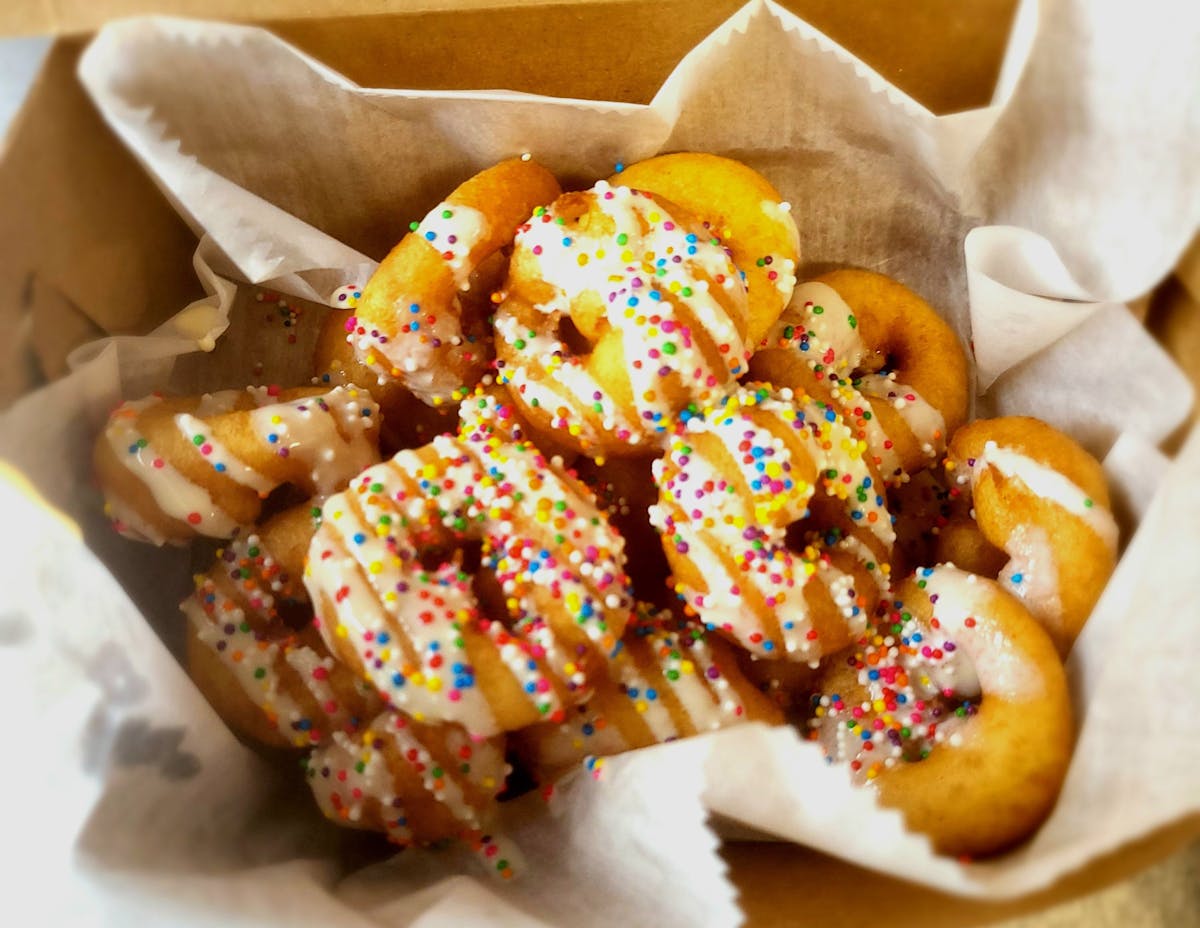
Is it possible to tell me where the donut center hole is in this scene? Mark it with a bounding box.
[415,538,514,628]
[556,315,595,357]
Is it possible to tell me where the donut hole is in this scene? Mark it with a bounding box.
[414,538,516,629]
[275,596,314,632]
[556,314,595,357]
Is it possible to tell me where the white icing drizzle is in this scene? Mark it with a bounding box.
[304,711,513,866]
[920,566,1043,700]
[957,440,1118,634]
[415,201,490,289]
[996,524,1063,638]
[183,594,309,739]
[247,386,379,497]
[174,412,275,494]
[758,199,800,298]
[650,387,892,660]
[306,434,632,737]
[106,396,240,539]
[761,280,949,481]
[496,181,750,448]
[972,442,1118,551]
[351,201,491,404]
[102,386,379,543]
[525,626,746,771]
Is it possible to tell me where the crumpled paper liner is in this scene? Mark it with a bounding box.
[1,1,1198,924]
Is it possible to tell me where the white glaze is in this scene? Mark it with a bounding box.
[306,433,632,737]
[495,182,750,448]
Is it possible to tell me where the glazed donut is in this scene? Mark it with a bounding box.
[184,505,380,749]
[650,385,894,662]
[750,270,969,486]
[808,566,1072,858]
[346,157,561,406]
[305,709,517,873]
[304,429,634,737]
[945,416,1118,655]
[611,152,800,346]
[95,384,380,545]
[494,181,751,457]
[514,606,782,782]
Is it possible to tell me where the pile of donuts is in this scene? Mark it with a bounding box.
[93,153,1120,870]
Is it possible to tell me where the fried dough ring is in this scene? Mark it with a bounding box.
[751,270,968,486]
[304,430,634,737]
[611,152,800,346]
[347,157,561,406]
[95,385,380,545]
[495,182,751,456]
[650,385,894,662]
[514,606,781,782]
[809,566,1072,858]
[305,709,516,873]
[184,505,381,748]
[945,416,1118,655]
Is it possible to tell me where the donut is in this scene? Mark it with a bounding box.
[346,158,561,406]
[304,428,635,737]
[305,709,517,874]
[611,152,800,346]
[808,566,1072,858]
[95,384,380,545]
[650,385,894,663]
[184,506,381,749]
[514,606,782,782]
[944,416,1118,655]
[750,270,969,486]
[494,181,751,456]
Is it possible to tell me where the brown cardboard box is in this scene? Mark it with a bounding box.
[1,2,1196,925]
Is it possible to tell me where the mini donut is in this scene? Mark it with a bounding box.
[750,270,969,486]
[494,181,752,457]
[611,152,800,346]
[650,384,894,663]
[808,566,1072,858]
[346,158,561,406]
[944,416,1118,655]
[184,505,381,749]
[305,709,518,874]
[514,606,782,782]
[304,429,634,738]
[95,385,381,545]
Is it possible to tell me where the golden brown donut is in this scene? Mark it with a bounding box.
[346,158,561,406]
[95,384,380,545]
[494,182,751,457]
[514,607,782,782]
[808,566,1073,858]
[750,270,969,486]
[184,505,381,749]
[945,416,1118,655]
[304,427,635,738]
[611,152,800,346]
[305,709,517,873]
[650,384,894,663]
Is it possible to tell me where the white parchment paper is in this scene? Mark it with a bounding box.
[2,1,1198,924]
